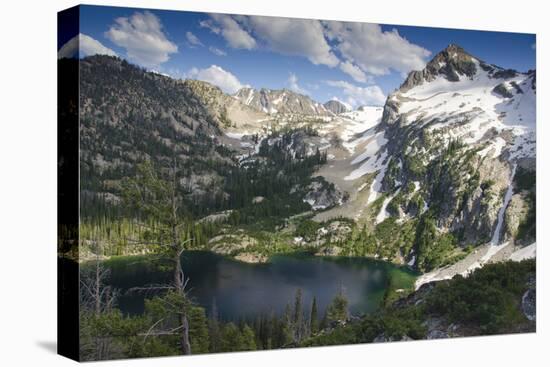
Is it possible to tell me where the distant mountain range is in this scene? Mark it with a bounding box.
[72,42,535,275]
[233,87,333,116]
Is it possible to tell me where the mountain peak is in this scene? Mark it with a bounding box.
[400,44,480,91]
[430,43,476,66]
[323,100,350,114]
[234,87,330,116]
[442,43,469,55]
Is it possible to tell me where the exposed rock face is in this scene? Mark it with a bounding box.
[234,87,331,116]
[208,233,258,255]
[493,83,514,98]
[522,275,536,321]
[79,55,240,212]
[181,172,225,201]
[317,246,342,256]
[492,69,518,79]
[528,70,536,90]
[252,196,265,204]
[234,252,268,263]
[399,44,525,93]
[323,100,350,114]
[303,178,344,211]
[374,43,536,255]
[183,79,268,130]
[400,44,479,91]
[522,288,536,321]
[373,334,413,343]
[504,193,528,239]
[198,210,233,224]
[265,128,327,159]
[426,329,449,339]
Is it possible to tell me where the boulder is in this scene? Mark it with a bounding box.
[522,288,536,321]
[427,330,449,339]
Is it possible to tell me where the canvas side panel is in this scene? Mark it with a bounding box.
[57,5,80,362]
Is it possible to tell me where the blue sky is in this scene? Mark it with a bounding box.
[59,5,536,107]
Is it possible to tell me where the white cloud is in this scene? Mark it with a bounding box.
[339,60,369,83]
[324,21,431,76]
[187,65,246,94]
[201,14,256,49]
[209,46,227,56]
[202,14,338,67]
[326,80,386,107]
[105,11,178,67]
[199,20,220,34]
[244,16,339,67]
[202,15,429,80]
[287,73,309,95]
[186,31,203,47]
[58,33,117,59]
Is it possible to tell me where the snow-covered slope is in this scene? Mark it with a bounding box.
[224,45,535,262]
[374,44,536,258]
[386,44,535,161]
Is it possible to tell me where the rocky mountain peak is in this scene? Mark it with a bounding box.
[234,87,331,116]
[400,43,480,91]
[323,100,350,114]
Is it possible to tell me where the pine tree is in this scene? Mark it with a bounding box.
[281,303,293,346]
[122,159,193,354]
[293,289,304,342]
[189,306,210,354]
[220,322,243,352]
[326,286,349,323]
[310,296,319,334]
[208,298,221,353]
[240,324,257,351]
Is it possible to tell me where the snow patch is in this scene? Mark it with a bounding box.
[350,132,388,165]
[376,188,401,224]
[225,131,248,140]
[345,150,388,181]
[510,242,536,261]
[367,160,389,204]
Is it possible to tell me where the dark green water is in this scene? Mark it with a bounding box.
[102,251,417,320]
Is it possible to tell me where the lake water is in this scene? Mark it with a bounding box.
[103,251,417,320]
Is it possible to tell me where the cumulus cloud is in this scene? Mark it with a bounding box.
[201,14,256,49]
[244,16,339,67]
[324,21,431,76]
[186,31,203,47]
[58,33,118,59]
[187,65,246,94]
[201,14,430,79]
[105,11,178,67]
[287,73,309,95]
[339,60,369,83]
[209,46,227,56]
[202,14,338,67]
[326,80,386,107]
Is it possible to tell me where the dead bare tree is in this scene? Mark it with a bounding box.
[122,157,193,355]
[79,240,119,360]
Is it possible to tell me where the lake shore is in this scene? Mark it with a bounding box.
[97,250,418,319]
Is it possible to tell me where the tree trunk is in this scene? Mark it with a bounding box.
[174,236,192,355]
[95,258,101,316]
[170,160,192,355]
[179,313,191,355]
